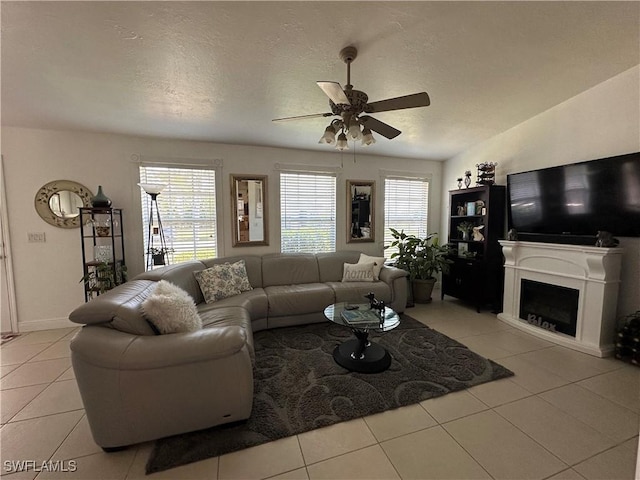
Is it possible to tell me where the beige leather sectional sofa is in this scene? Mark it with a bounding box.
[68,251,408,450]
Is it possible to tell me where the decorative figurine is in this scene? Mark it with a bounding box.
[595,231,619,247]
[507,228,518,241]
[472,225,485,241]
[464,170,472,188]
[364,292,386,317]
[476,162,497,186]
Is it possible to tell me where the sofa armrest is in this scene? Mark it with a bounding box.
[379,265,408,284]
[378,266,409,313]
[71,325,248,370]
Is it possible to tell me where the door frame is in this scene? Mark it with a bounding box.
[0,155,19,333]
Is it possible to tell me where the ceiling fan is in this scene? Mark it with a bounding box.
[272,45,430,149]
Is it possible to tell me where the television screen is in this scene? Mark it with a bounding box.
[507,152,640,238]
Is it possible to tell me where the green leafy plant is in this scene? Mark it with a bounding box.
[385,228,453,281]
[80,262,127,296]
[456,221,475,234]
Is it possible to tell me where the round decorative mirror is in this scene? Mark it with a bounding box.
[35,180,93,228]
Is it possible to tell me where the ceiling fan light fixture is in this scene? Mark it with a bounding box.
[348,118,362,140]
[318,124,336,144]
[335,132,349,150]
[361,127,376,146]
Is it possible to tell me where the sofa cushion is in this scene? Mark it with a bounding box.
[262,253,320,286]
[194,260,253,303]
[317,251,361,282]
[342,262,375,282]
[134,261,207,304]
[197,288,268,322]
[264,283,335,316]
[358,254,386,281]
[141,281,202,334]
[199,305,255,357]
[327,281,391,306]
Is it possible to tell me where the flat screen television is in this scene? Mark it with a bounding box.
[507,152,640,242]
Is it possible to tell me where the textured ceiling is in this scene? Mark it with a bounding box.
[2,2,639,161]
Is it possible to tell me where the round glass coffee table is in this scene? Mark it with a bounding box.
[324,302,400,373]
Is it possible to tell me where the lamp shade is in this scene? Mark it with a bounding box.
[335,132,349,150]
[348,119,362,140]
[138,183,166,195]
[318,125,336,144]
[361,128,376,146]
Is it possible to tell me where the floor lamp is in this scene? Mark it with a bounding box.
[139,183,169,271]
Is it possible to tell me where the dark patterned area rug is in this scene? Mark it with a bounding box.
[146,315,513,474]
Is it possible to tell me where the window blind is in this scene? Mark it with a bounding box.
[384,177,430,257]
[280,172,336,253]
[139,166,217,263]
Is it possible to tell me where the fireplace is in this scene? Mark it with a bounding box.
[498,241,623,357]
[519,279,578,337]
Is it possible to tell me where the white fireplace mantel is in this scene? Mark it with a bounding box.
[498,240,624,357]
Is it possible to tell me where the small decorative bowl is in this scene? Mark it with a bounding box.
[96,226,110,237]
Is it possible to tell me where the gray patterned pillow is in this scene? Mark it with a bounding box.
[193,260,253,303]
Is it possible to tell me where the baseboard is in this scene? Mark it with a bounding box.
[18,317,77,332]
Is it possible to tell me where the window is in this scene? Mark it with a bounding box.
[384,177,430,257]
[280,172,336,253]
[139,165,217,264]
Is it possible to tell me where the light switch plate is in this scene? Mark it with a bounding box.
[27,232,46,243]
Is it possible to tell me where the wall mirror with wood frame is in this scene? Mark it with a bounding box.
[347,180,375,243]
[231,175,268,246]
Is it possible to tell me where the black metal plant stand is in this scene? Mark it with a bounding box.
[144,191,169,271]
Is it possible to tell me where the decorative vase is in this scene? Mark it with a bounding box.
[91,186,112,208]
[464,174,472,189]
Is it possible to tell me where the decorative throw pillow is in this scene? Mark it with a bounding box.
[141,280,202,334]
[193,260,253,303]
[358,253,386,281]
[342,262,376,282]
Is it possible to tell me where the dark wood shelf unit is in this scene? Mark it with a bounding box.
[79,207,126,302]
[442,185,506,312]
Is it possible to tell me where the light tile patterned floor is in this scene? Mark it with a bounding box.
[1,296,638,479]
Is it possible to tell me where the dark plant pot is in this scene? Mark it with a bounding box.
[152,254,166,266]
[412,278,437,304]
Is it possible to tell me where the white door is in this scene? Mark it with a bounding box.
[0,155,17,334]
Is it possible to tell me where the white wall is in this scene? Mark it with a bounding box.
[442,66,640,318]
[1,129,442,331]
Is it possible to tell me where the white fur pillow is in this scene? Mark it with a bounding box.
[142,280,202,334]
[358,253,386,281]
[342,262,375,282]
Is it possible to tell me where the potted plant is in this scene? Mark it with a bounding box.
[457,221,475,241]
[386,228,453,304]
[80,262,127,298]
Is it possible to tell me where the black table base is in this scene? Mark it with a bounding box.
[332,330,392,373]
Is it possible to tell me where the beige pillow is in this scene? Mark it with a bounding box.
[141,280,202,334]
[358,253,385,281]
[342,262,375,282]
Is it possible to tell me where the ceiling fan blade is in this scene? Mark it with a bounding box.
[317,81,350,105]
[272,112,333,122]
[365,92,430,113]
[359,115,401,139]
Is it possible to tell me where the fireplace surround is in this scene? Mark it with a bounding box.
[498,241,623,357]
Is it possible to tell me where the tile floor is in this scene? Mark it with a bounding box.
[1,295,639,479]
